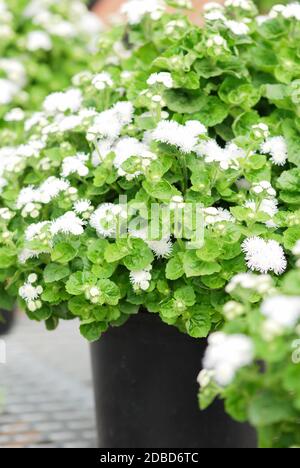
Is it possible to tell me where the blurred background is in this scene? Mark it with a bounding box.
[0,0,289,449]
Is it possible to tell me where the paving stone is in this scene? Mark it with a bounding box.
[0,313,97,448]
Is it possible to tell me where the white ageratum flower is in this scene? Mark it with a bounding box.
[43,89,82,115]
[251,180,276,197]
[19,274,43,312]
[0,78,19,105]
[113,137,156,180]
[152,120,207,154]
[242,236,287,275]
[87,101,134,142]
[61,153,89,178]
[225,20,249,35]
[197,369,215,388]
[121,0,166,25]
[202,332,254,387]
[90,203,128,238]
[74,199,94,219]
[206,34,228,55]
[0,207,13,221]
[0,58,27,87]
[261,136,288,166]
[203,207,234,225]
[130,266,152,291]
[224,0,254,10]
[226,272,274,295]
[4,107,25,122]
[147,238,173,258]
[57,115,83,133]
[50,211,85,237]
[25,221,50,242]
[252,123,270,139]
[261,296,300,335]
[147,72,173,88]
[196,140,246,170]
[244,198,279,227]
[270,3,300,21]
[92,72,113,91]
[293,240,300,257]
[27,30,52,51]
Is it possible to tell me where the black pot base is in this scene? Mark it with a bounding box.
[91,312,257,448]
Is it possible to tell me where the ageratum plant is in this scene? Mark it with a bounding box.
[0,0,102,128]
[1,0,300,447]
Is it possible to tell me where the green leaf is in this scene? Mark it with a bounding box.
[165,255,184,280]
[98,279,120,306]
[248,392,296,427]
[43,264,70,283]
[80,321,108,342]
[183,251,221,277]
[51,242,78,264]
[123,239,154,271]
[0,247,17,269]
[186,305,211,338]
[143,179,180,201]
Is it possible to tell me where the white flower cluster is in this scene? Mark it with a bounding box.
[74,199,94,220]
[92,73,114,91]
[61,153,89,178]
[269,3,300,21]
[50,211,85,236]
[90,203,128,238]
[226,272,273,295]
[130,266,152,291]
[251,180,276,197]
[121,0,166,25]
[19,274,43,312]
[202,332,254,386]
[261,136,288,166]
[261,295,300,339]
[27,30,52,52]
[113,137,157,180]
[43,89,83,115]
[203,207,234,226]
[242,236,287,275]
[147,72,173,89]
[129,225,173,258]
[0,58,27,105]
[152,120,207,154]
[244,198,279,228]
[196,140,246,170]
[87,101,134,143]
[206,34,228,55]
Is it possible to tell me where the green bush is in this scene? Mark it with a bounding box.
[1,0,300,447]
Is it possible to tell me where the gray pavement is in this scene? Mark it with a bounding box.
[0,312,97,448]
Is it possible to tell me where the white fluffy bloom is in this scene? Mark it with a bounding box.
[25,221,50,241]
[242,236,287,275]
[197,140,246,170]
[61,153,89,178]
[293,240,300,256]
[224,0,253,10]
[226,272,273,295]
[147,72,173,88]
[43,89,82,115]
[19,274,43,312]
[202,332,254,387]
[0,58,27,87]
[203,207,234,225]
[74,199,93,216]
[261,295,300,330]
[261,136,288,166]
[92,73,113,91]
[251,180,276,197]
[90,203,128,238]
[147,238,173,258]
[130,266,152,291]
[113,137,156,180]
[4,107,25,122]
[244,198,278,227]
[225,20,249,35]
[17,177,70,209]
[0,78,19,105]
[27,30,52,51]
[87,102,134,142]
[152,120,206,154]
[50,211,85,236]
[0,207,13,221]
[270,3,300,21]
[57,115,82,133]
[122,0,166,24]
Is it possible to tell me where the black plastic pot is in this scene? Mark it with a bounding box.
[0,308,15,335]
[91,312,257,448]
